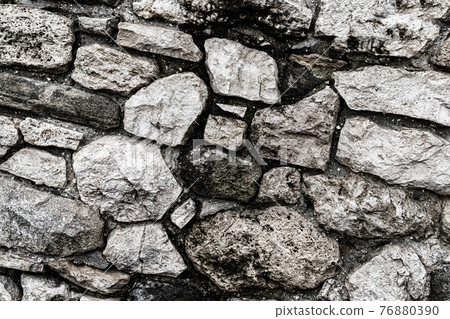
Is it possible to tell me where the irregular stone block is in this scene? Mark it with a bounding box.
[0,275,21,301]
[199,199,241,219]
[204,115,247,151]
[251,87,340,169]
[0,251,45,273]
[304,173,441,239]
[256,167,302,205]
[78,17,117,36]
[0,116,20,158]
[205,38,280,104]
[19,117,83,150]
[73,250,110,270]
[72,44,159,96]
[117,22,203,62]
[124,73,208,146]
[21,274,78,301]
[336,117,450,195]
[103,223,187,277]
[334,66,450,127]
[217,103,247,118]
[48,261,130,295]
[186,206,340,292]
[0,177,104,257]
[0,148,66,188]
[73,136,182,223]
[0,5,74,73]
[315,0,449,58]
[171,199,196,229]
[0,73,120,129]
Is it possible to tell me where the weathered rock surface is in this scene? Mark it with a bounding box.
[73,250,110,270]
[48,261,131,295]
[0,177,104,257]
[318,279,349,301]
[430,266,450,301]
[0,275,21,301]
[117,22,203,62]
[256,167,302,204]
[204,115,247,151]
[186,206,340,292]
[217,103,247,118]
[336,117,450,195]
[0,148,67,188]
[128,279,210,301]
[21,274,77,301]
[251,87,340,169]
[0,5,74,72]
[171,199,196,229]
[19,118,83,150]
[73,136,182,223]
[200,199,242,219]
[0,116,20,158]
[78,17,117,36]
[124,73,208,146]
[315,0,450,58]
[0,251,45,273]
[103,223,187,276]
[0,73,120,129]
[181,146,262,202]
[72,44,159,96]
[304,173,441,239]
[334,66,450,127]
[442,200,450,243]
[205,38,280,104]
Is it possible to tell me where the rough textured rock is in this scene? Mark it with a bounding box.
[117,22,203,62]
[124,73,208,146]
[103,223,187,276]
[186,206,340,292]
[0,251,45,273]
[430,266,450,301]
[0,177,104,257]
[217,103,247,118]
[0,73,120,129]
[442,200,450,243]
[315,0,450,58]
[334,66,450,127]
[0,5,74,72]
[205,38,280,104]
[73,136,182,223]
[256,167,302,204]
[48,261,131,295]
[72,44,159,96]
[204,115,247,151]
[0,275,21,301]
[0,116,20,158]
[21,274,77,301]
[304,173,441,239]
[19,118,83,150]
[200,199,242,219]
[336,117,450,195]
[73,250,111,270]
[317,279,349,301]
[181,147,262,202]
[251,87,340,169]
[128,279,210,301]
[171,199,196,229]
[78,17,117,36]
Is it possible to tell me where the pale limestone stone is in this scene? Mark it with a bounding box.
[171,199,196,229]
[204,115,247,151]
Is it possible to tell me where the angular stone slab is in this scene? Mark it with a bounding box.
[0,5,74,73]
[336,117,450,195]
[251,87,340,169]
[334,66,450,127]
[0,251,45,273]
[72,44,159,96]
[171,199,196,229]
[0,73,120,129]
[217,103,247,118]
[205,38,281,104]
[304,173,441,239]
[0,177,104,257]
[78,17,117,36]
[117,22,203,62]
[186,206,340,292]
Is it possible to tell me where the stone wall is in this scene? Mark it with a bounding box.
[0,0,450,301]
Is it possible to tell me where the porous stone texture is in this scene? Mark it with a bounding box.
[48,261,131,295]
[334,66,450,127]
[251,87,340,169]
[256,167,302,205]
[0,5,74,72]
[205,38,280,104]
[0,275,21,301]
[171,199,196,229]
[0,177,104,257]
[182,147,262,202]
[0,116,20,158]
[0,148,67,188]
[217,104,247,118]
[0,73,120,129]
[336,117,450,195]
[117,22,203,62]
[0,251,45,273]
[72,44,159,96]
[315,0,450,58]
[124,72,208,146]
[78,17,117,36]
[186,206,340,292]
[19,118,83,150]
[304,173,441,239]
[73,136,182,223]
[204,115,247,151]
[103,223,187,276]
[21,274,77,301]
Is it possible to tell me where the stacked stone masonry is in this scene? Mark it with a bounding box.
[0,1,450,301]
